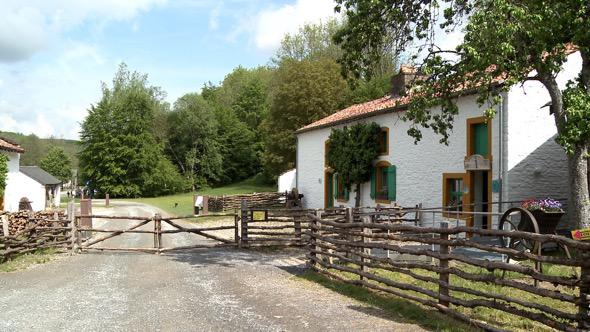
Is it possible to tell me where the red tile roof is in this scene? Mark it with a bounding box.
[0,137,24,153]
[296,94,412,133]
[297,45,580,134]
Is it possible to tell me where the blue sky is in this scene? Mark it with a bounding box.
[0,0,338,139]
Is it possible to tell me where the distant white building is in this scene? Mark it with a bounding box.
[1,138,62,212]
[278,169,296,193]
[295,51,581,230]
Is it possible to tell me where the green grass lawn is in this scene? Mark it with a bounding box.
[119,177,276,216]
[304,260,578,332]
[0,249,59,273]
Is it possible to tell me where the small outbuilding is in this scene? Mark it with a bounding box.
[18,166,62,211]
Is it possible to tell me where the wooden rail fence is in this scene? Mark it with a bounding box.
[0,212,72,262]
[306,208,590,331]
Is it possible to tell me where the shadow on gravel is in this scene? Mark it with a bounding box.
[162,247,307,276]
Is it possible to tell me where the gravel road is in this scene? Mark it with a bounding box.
[0,202,425,332]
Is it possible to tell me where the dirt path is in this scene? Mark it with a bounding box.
[0,202,425,332]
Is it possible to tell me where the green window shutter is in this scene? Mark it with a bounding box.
[387,165,397,201]
[473,123,488,156]
[344,187,349,200]
[370,167,376,199]
[333,173,338,199]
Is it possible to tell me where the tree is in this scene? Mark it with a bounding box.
[40,147,72,183]
[263,57,348,177]
[327,123,382,207]
[0,153,8,198]
[166,93,222,189]
[79,63,185,197]
[335,0,590,228]
[274,18,342,63]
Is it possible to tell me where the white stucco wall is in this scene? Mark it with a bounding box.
[297,95,501,218]
[504,51,581,216]
[2,151,51,212]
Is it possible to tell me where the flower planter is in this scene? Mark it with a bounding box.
[523,209,565,234]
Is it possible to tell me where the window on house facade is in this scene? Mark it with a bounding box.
[443,173,467,217]
[371,161,396,203]
[378,127,389,155]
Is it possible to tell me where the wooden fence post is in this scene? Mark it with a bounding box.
[2,214,9,238]
[105,193,109,207]
[360,216,372,281]
[345,207,353,258]
[439,221,450,307]
[579,250,590,329]
[67,201,79,253]
[308,209,321,269]
[294,213,302,245]
[154,213,162,253]
[234,209,240,247]
[202,196,209,216]
[2,214,10,255]
[240,200,249,248]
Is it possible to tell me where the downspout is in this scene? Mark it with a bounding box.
[498,92,508,213]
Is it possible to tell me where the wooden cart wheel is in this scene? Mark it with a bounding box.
[498,207,540,260]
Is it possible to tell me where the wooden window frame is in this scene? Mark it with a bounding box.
[375,160,392,204]
[442,173,468,219]
[466,116,492,158]
[378,127,390,156]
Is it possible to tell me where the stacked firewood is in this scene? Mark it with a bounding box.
[2,210,66,236]
[0,210,70,262]
[209,192,287,212]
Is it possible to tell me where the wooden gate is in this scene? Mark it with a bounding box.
[72,212,240,253]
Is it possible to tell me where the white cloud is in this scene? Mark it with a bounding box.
[0,0,167,62]
[253,0,337,52]
[208,2,223,31]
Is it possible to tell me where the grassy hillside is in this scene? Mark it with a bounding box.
[0,131,79,168]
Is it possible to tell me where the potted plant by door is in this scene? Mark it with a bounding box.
[521,198,565,234]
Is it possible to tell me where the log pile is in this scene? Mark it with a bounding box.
[2,210,66,236]
[210,192,287,212]
[1,211,71,262]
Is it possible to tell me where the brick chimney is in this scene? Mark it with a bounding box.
[391,65,421,97]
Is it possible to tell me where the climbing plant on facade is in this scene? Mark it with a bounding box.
[0,154,8,198]
[327,122,382,207]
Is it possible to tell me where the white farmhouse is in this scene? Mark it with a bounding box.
[0,137,25,212]
[1,138,62,212]
[19,166,61,211]
[295,51,582,230]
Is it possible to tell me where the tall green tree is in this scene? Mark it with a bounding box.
[263,57,348,177]
[39,147,72,183]
[79,64,185,197]
[327,123,382,207]
[274,18,342,63]
[167,93,222,189]
[335,0,590,228]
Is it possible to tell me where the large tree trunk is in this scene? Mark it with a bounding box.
[354,182,361,207]
[542,74,590,229]
[567,144,590,229]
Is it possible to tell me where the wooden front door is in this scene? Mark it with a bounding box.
[325,171,334,209]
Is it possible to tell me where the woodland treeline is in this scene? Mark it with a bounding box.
[79,19,397,197]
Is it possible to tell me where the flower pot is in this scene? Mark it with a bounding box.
[523,210,565,234]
